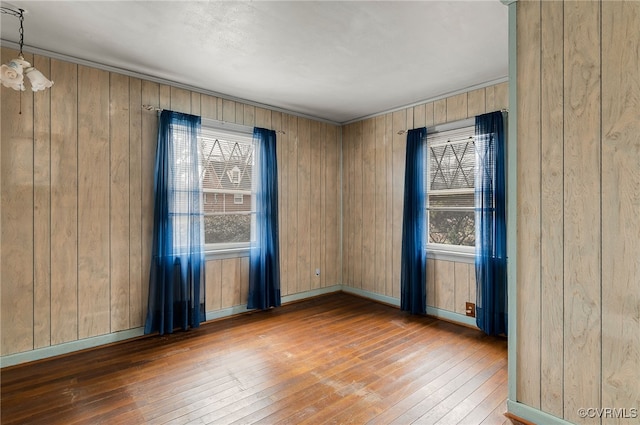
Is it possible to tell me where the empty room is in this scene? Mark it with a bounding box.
[1,1,638,424]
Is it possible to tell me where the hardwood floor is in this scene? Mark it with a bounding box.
[1,293,509,425]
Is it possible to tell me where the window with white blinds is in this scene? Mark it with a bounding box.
[426,125,476,249]
[199,126,255,249]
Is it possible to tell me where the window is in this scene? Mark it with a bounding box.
[426,125,475,250]
[199,125,254,249]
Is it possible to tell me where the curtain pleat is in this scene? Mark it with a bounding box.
[400,127,427,315]
[474,111,507,336]
[248,127,281,310]
[145,110,205,335]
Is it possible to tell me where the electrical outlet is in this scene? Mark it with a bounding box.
[315,268,320,276]
[465,302,476,318]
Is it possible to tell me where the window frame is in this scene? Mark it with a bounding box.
[199,119,256,254]
[425,118,476,258]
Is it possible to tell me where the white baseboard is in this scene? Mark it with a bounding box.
[507,399,574,425]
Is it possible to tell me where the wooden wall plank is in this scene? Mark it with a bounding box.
[285,115,298,295]
[391,110,406,298]
[342,124,351,287]
[424,102,434,128]
[1,48,35,355]
[235,102,244,124]
[467,89,486,118]
[159,85,171,110]
[426,259,435,307]
[374,115,387,295]
[140,81,160,325]
[50,58,79,346]
[601,3,640,419]
[434,260,455,312]
[109,72,131,332]
[201,95,218,120]
[222,99,236,122]
[453,262,469,315]
[468,263,476,314]
[539,0,564,416]
[325,125,339,287]
[384,113,394,297]
[563,2,602,422]
[243,104,255,127]
[296,118,311,293]
[516,0,542,408]
[221,258,240,308]
[205,260,222,312]
[129,77,143,328]
[170,87,190,113]
[77,65,111,339]
[240,256,249,306]
[433,99,447,125]
[255,107,271,128]
[320,122,328,288]
[310,121,323,290]
[190,92,201,116]
[361,118,376,292]
[413,104,426,128]
[446,93,468,122]
[352,121,364,289]
[33,54,52,349]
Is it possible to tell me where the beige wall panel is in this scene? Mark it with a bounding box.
[216,98,224,120]
[296,118,311,293]
[285,115,299,295]
[391,110,406,298]
[446,93,467,122]
[235,102,244,124]
[433,99,447,125]
[413,104,426,128]
[453,262,469,315]
[325,125,340,287]
[169,87,190,113]
[222,99,236,122]
[278,114,290,295]
[109,73,131,332]
[352,121,364,289]
[243,104,255,127]
[601,1,640,421]
[468,263,476,310]
[310,121,323,290]
[129,77,144,328]
[539,0,564,416]
[49,58,79,346]
[159,85,171,110]
[563,3,602,422]
[374,115,387,295]
[255,107,272,128]
[205,259,222,312]
[361,118,376,292]
[426,259,435,307]
[33,54,52,349]
[221,258,240,308]
[384,113,394,296]
[424,102,434,128]
[516,0,542,408]
[77,66,111,339]
[190,92,200,116]
[467,89,486,118]
[141,81,160,325]
[342,124,351,286]
[200,95,218,120]
[1,48,35,355]
[239,256,249,306]
[493,82,509,112]
[433,260,454,311]
[319,123,327,288]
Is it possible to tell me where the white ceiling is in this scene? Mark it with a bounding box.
[1,1,508,124]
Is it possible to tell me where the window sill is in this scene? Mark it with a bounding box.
[205,247,250,260]
[426,248,475,264]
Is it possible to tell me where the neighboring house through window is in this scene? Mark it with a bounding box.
[199,125,255,250]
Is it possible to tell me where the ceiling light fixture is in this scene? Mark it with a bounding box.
[0,7,53,91]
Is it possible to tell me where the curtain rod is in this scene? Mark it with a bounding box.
[396,109,508,135]
[141,105,286,135]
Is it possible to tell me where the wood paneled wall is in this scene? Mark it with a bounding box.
[0,48,340,356]
[341,82,508,313]
[516,1,639,423]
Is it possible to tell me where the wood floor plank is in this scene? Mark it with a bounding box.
[1,293,507,425]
